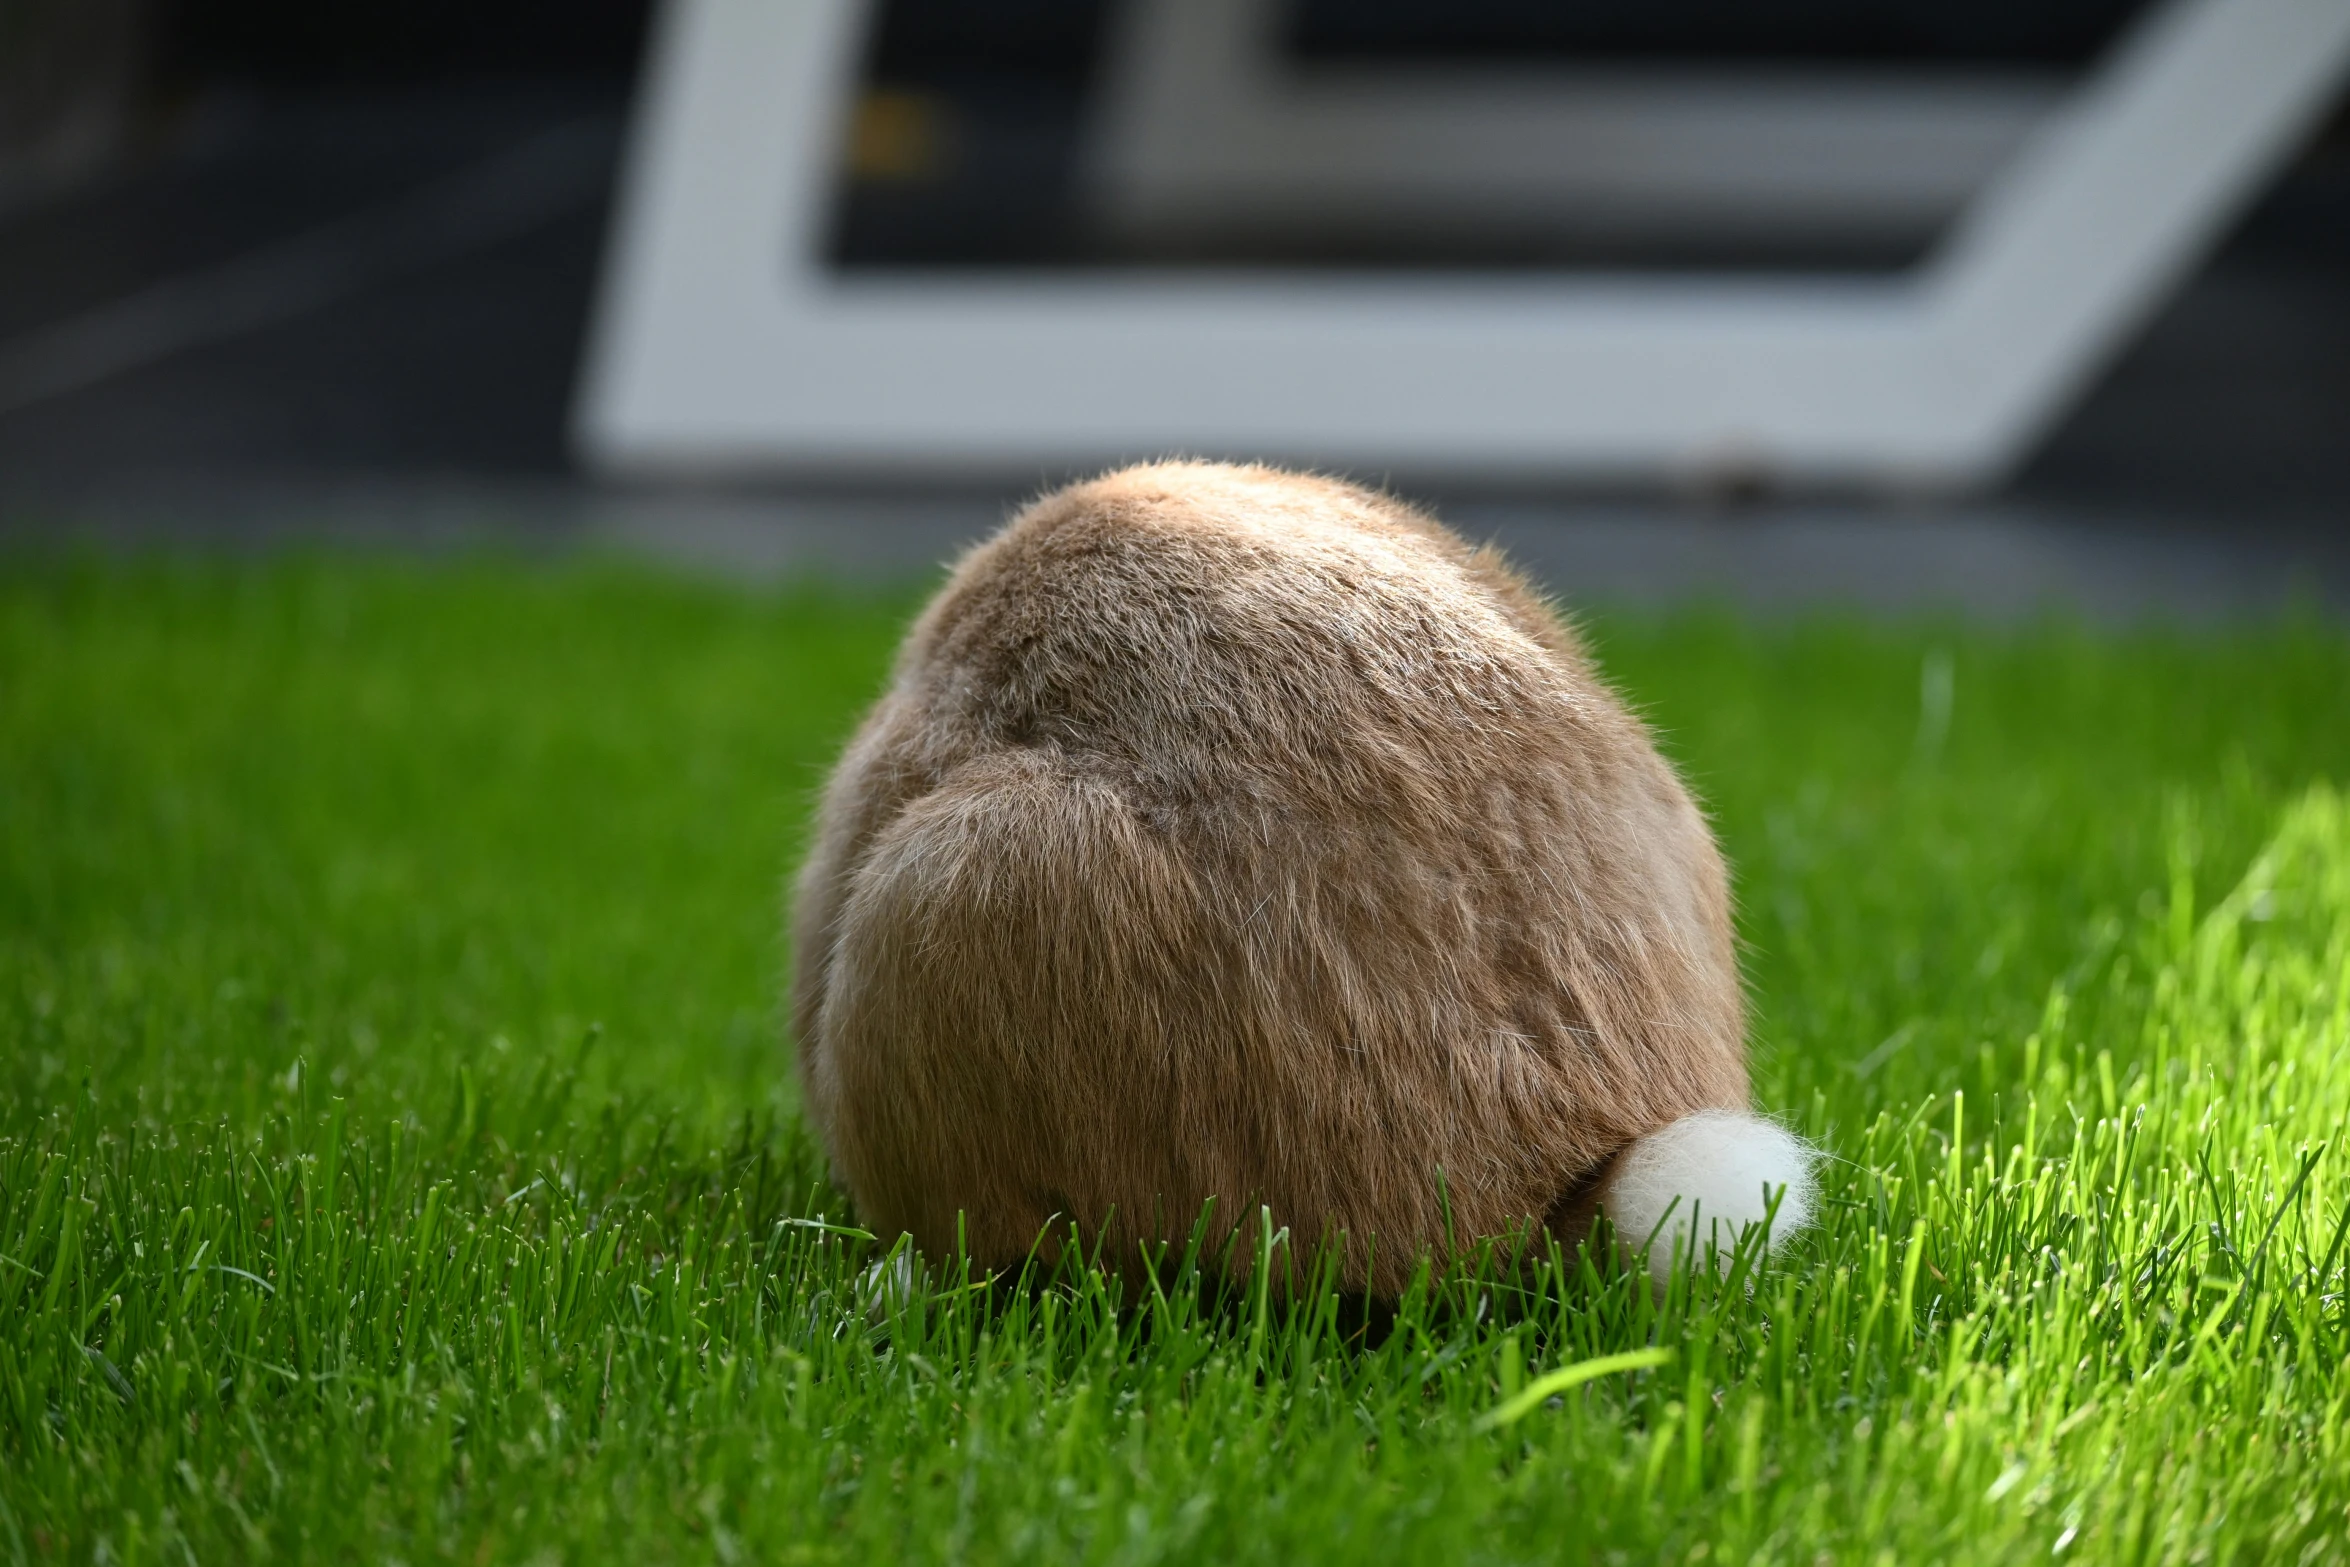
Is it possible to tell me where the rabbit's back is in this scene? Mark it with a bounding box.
[792,463,1747,1290]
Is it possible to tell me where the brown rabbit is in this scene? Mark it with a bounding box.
[791,461,1811,1294]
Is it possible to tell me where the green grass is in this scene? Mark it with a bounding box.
[4,556,2350,1565]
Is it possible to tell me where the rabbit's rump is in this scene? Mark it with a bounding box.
[792,462,1750,1292]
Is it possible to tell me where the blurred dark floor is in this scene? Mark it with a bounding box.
[0,81,2346,617]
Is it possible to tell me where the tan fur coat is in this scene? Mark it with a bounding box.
[791,462,1750,1293]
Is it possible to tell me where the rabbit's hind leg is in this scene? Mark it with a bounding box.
[811,750,1214,1274]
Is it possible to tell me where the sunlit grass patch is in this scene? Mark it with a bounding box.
[2,559,2347,1564]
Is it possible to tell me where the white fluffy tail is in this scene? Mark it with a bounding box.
[1603,1110,1817,1284]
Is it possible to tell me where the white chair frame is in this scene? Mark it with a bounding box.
[575,0,2350,489]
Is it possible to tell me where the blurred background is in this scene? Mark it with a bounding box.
[2,0,2347,614]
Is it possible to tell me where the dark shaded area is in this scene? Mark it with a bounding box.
[826,79,1102,271]
[0,87,618,477]
[151,0,650,84]
[0,85,610,343]
[1285,0,2153,68]
[2011,140,2350,520]
[824,0,2158,272]
[851,0,2158,75]
[827,0,1104,269]
[864,0,1109,75]
[838,216,1934,274]
[823,73,1940,275]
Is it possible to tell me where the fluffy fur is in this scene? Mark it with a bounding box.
[792,460,1791,1294]
[1603,1111,1817,1284]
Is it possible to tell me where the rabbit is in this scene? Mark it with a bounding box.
[791,460,1812,1295]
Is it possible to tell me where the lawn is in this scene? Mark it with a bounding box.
[4,555,2349,1565]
